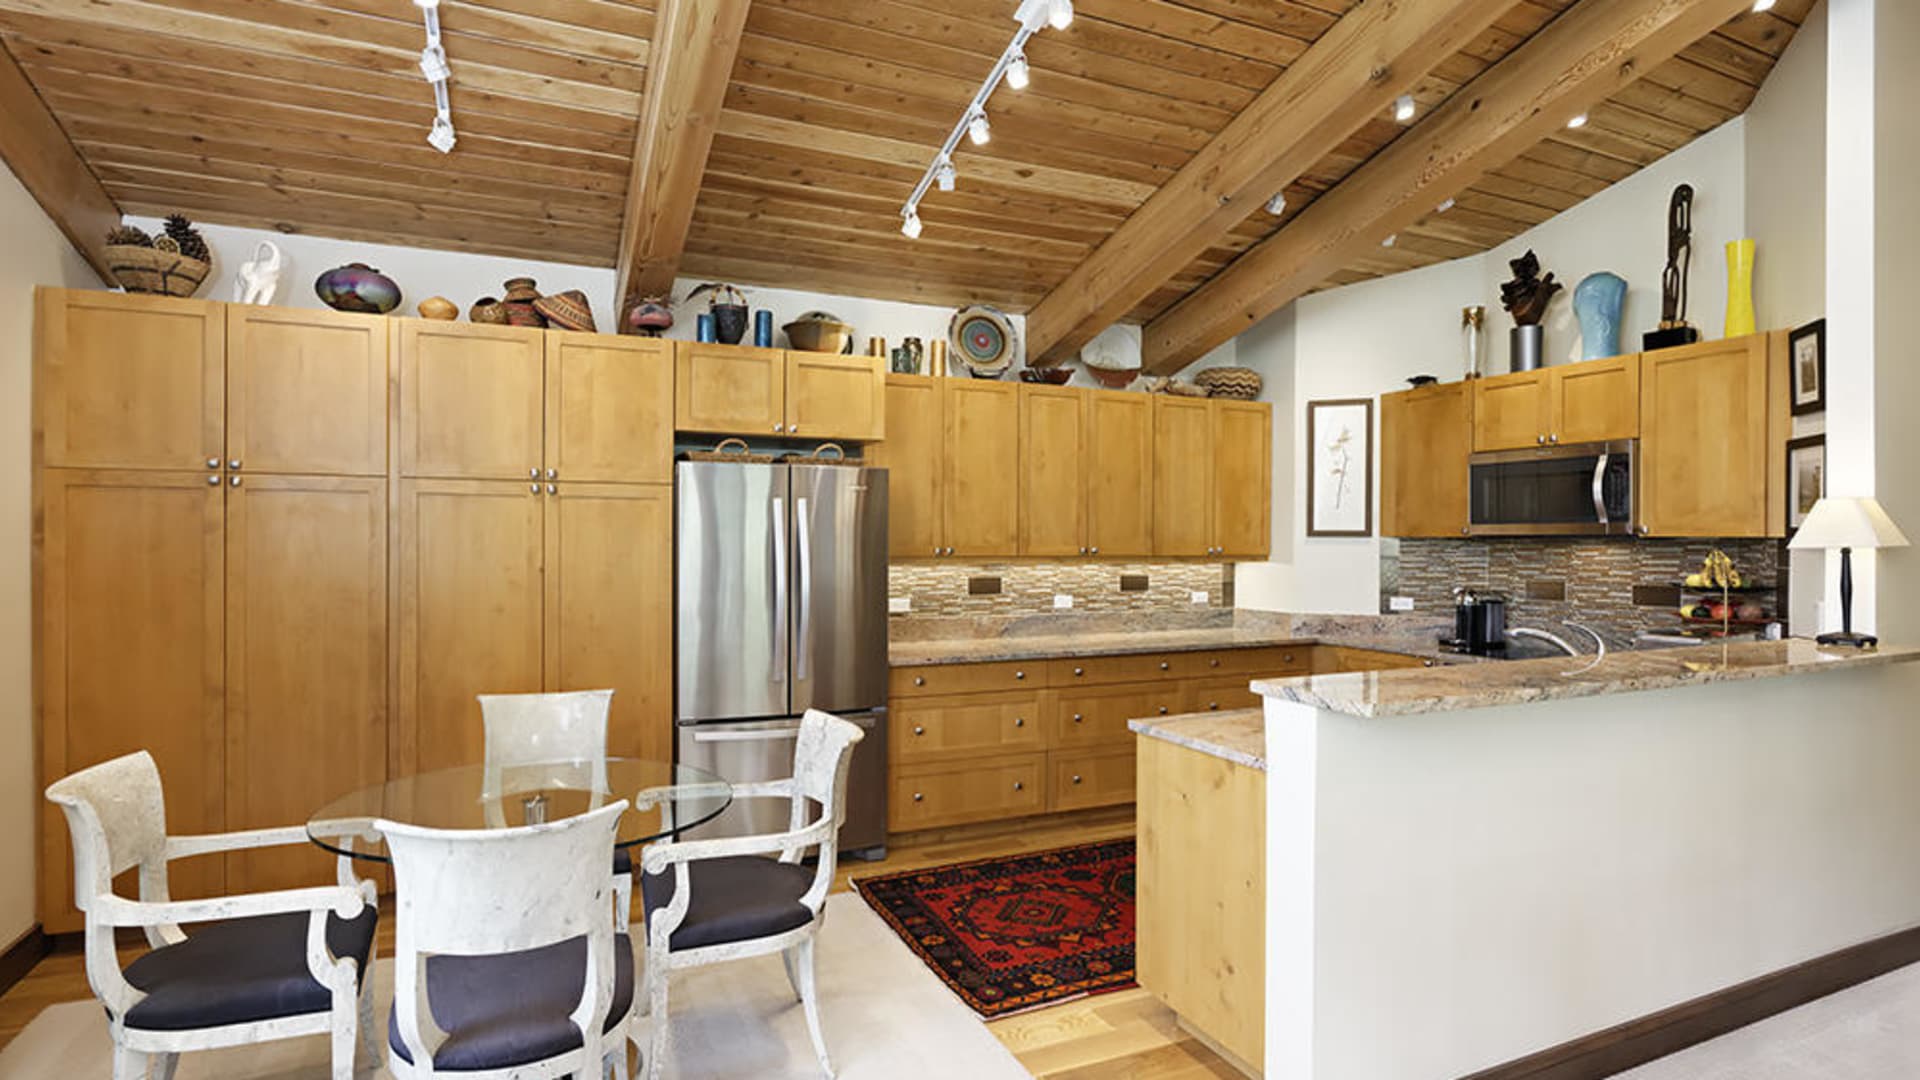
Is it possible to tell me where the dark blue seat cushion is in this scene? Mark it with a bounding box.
[641,856,815,950]
[122,908,378,1031]
[388,934,634,1070]
[614,845,633,876]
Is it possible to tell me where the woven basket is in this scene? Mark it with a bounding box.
[683,437,778,464]
[106,244,211,298]
[1193,366,1262,400]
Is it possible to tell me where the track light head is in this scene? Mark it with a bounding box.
[1436,197,1456,213]
[427,114,457,153]
[419,44,450,83]
[1394,94,1416,123]
[968,112,991,146]
[1752,0,1776,10]
[901,207,923,240]
[1266,192,1288,217]
[1048,0,1073,30]
[935,161,957,192]
[1566,112,1589,129]
[1006,51,1030,90]
[1381,233,1397,248]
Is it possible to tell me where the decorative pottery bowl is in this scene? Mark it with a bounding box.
[784,312,855,353]
[711,303,750,345]
[628,298,673,336]
[315,263,401,314]
[948,304,1018,377]
[1087,366,1141,390]
[1018,368,1074,385]
[470,297,509,324]
[417,296,458,321]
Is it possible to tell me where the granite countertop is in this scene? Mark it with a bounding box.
[887,611,1464,667]
[888,625,1317,666]
[1252,640,1920,719]
[1129,709,1265,771]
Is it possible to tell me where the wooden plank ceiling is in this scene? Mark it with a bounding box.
[0,0,1809,333]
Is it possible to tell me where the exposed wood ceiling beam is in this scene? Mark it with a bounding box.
[1142,0,1762,375]
[1024,0,1514,367]
[615,0,751,317]
[0,42,117,279]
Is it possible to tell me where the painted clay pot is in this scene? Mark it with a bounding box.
[501,276,547,328]
[627,297,674,336]
[712,302,750,345]
[470,297,509,324]
[314,263,401,314]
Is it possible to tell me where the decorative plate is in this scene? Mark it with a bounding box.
[948,304,1018,377]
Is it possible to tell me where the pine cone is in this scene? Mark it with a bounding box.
[152,235,180,255]
[105,224,153,248]
[163,213,210,263]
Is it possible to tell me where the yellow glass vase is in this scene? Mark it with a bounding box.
[1725,238,1756,337]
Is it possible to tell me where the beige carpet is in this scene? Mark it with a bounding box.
[1613,962,1920,1079]
[0,894,1030,1079]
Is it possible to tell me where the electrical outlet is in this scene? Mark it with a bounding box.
[888,596,911,614]
[1389,596,1415,612]
[1053,594,1074,610]
[1190,590,1209,605]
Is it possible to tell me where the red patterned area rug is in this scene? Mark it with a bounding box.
[853,839,1136,1017]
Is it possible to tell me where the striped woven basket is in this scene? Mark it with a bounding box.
[1193,366,1262,400]
[105,245,211,298]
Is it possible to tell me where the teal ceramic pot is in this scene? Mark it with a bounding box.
[315,263,401,314]
[1573,271,1627,360]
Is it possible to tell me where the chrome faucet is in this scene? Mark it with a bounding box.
[1508,622,1608,674]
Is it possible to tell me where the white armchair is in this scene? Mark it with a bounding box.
[635,709,865,1079]
[46,750,379,1080]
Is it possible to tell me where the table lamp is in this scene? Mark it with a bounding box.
[1788,496,1910,648]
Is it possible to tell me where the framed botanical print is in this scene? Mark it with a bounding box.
[1786,434,1825,535]
[1306,398,1374,537]
[1789,319,1826,416]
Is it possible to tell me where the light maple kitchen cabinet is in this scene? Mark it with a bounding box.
[1639,331,1787,538]
[944,379,1021,557]
[785,352,886,441]
[673,342,885,440]
[868,375,944,559]
[546,334,674,484]
[227,305,388,477]
[398,320,545,480]
[1152,396,1213,556]
[1211,400,1272,557]
[1019,385,1088,556]
[1381,382,1472,538]
[1472,355,1641,451]
[1085,391,1154,557]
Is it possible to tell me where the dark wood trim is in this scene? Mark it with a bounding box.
[0,926,52,998]
[1463,924,1920,1079]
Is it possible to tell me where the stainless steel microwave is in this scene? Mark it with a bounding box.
[1468,439,1638,536]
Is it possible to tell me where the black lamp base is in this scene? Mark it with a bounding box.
[1816,631,1879,649]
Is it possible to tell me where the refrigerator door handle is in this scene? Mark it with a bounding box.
[690,722,802,744]
[796,496,812,681]
[771,496,788,684]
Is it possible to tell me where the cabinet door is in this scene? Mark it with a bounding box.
[1211,400,1271,558]
[36,289,223,471]
[225,476,387,894]
[397,321,545,480]
[943,380,1020,557]
[1553,355,1640,444]
[39,470,225,932]
[1053,682,1186,749]
[1152,397,1213,556]
[867,376,944,559]
[226,306,388,476]
[674,343,784,435]
[785,353,885,441]
[396,480,546,773]
[1381,383,1471,538]
[545,333,672,484]
[1641,337,1773,537]
[1018,385,1086,556]
[1085,391,1153,557]
[1471,369,1550,451]
[544,482,674,764]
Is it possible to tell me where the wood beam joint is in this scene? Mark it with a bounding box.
[0,43,119,280]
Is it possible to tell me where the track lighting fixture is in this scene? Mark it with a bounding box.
[1394,94,1416,123]
[1752,0,1776,11]
[413,0,457,153]
[1381,234,1398,248]
[899,0,1071,239]
[1436,197,1456,214]
[1566,112,1589,129]
[1266,192,1288,217]
[1006,52,1030,90]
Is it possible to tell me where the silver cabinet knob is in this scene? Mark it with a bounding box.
[531,483,541,493]
[1014,717,1025,727]
[1072,713,1083,723]
[1090,546,1099,554]
[774,424,783,433]
[229,475,241,486]
[206,475,220,486]
[531,468,540,479]
[206,457,220,469]
[227,459,241,470]
[946,547,955,556]
[1208,701,1219,710]
[1159,661,1169,670]
[1079,547,1087,555]
[1283,653,1295,663]
[1549,433,1559,443]
[913,675,926,687]
[789,424,799,434]
[1015,670,1025,680]
[1424,659,1436,667]
[1462,526,1471,535]
[933,548,940,557]
[913,725,925,735]
[546,483,557,494]
[1072,775,1083,784]
[546,467,556,479]
[913,792,923,802]
[1209,658,1220,668]
[1013,781,1024,791]
[1158,706,1168,714]
[1073,666,1084,676]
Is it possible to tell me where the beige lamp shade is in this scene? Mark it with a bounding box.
[1787,496,1911,550]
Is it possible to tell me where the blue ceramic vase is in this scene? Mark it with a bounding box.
[1572,271,1627,360]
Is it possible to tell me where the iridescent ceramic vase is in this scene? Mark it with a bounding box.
[1572,271,1627,360]
[314,263,401,314]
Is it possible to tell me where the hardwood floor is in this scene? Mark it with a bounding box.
[0,809,1238,1078]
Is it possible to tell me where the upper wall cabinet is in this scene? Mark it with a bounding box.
[1472,355,1640,451]
[1640,332,1787,538]
[1085,392,1154,558]
[1019,386,1088,557]
[1381,382,1472,538]
[868,375,944,559]
[1152,396,1213,557]
[944,380,1022,557]
[673,341,885,441]
[1210,400,1272,558]
[227,305,388,476]
[546,334,674,485]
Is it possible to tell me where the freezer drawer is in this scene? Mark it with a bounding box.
[676,710,887,854]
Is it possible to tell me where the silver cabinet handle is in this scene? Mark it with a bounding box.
[546,483,556,494]
[546,467,557,479]
[207,475,220,486]
[795,495,815,680]
[1209,658,1220,668]
[228,459,241,470]
[913,725,925,735]
[229,475,241,486]
[913,675,926,686]
[1208,701,1219,710]
[1014,717,1025,727]
[1079,546,1087,555]
[774,424,783,433]
[1591,451,1611,526]
[1091,546,1099,554]
[946,546,955,556]
[206,457,220,469]
[913,792,923,802]
[531,468,539,479]
[933,548,940,557]
[789,424,799,435]
[1549,433,1559,443]
[1072,775,1083,784]
[771,496,788,684]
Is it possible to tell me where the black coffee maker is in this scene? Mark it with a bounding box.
[1445,587,1509,656]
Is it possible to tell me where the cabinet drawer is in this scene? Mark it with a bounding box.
[1049,748,1137,812]
[1325,646,1430,673]
[1049,653,1183,686]
[890,660,1045,697]
[1180,645,1313,679]
[891,755,1046,831]
[1183,675,1264,714]
[1052,683,1186,749]
[890,692,1045,764]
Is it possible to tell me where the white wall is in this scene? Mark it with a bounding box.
[1871,0,1920,645]
[1236,118,1753,616]
[1,162,102,947]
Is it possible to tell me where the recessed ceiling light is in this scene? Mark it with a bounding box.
[1394,94,1417,123]
[1567,113,1589,129]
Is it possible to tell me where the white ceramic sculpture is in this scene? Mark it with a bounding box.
[234,240,284,305]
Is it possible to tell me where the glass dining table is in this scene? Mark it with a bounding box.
[305,758,734,863]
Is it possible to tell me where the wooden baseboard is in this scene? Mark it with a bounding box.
[887,803,1135,851]
[1464,925,1920,1079]
[0,927,51,998]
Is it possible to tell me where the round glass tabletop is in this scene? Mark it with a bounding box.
[305,758,734,863]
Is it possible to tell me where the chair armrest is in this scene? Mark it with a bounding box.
[93,883,367,928]
[634,780,739,811]
[166,826,315,860]
[641,817,831,875]
[727,779,794,801]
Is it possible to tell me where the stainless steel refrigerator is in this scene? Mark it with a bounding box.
[674,457,889,855]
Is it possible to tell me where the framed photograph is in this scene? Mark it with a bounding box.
[1306,398,1374,537]
[1786,434,1826,535]
[1789,319,1826,416]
